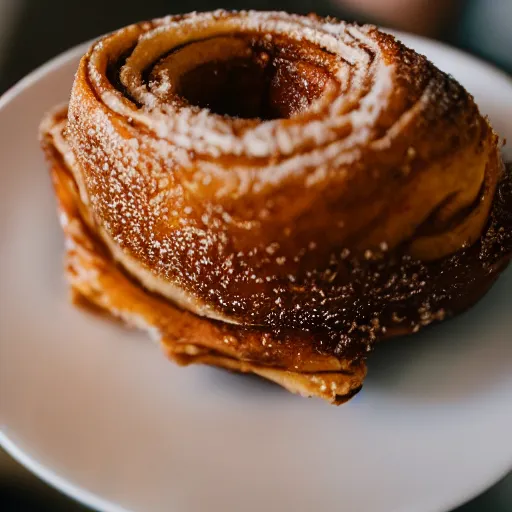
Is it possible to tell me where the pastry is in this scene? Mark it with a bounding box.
[40,10,512,403]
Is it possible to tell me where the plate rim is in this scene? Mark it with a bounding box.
[0,31,511,512]
[0,431,129,512]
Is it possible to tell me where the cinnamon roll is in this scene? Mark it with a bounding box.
[40,10,512,404]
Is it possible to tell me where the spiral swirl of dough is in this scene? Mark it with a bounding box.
[66,10,502,328]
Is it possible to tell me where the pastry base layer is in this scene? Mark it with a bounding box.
[45,129,366,405]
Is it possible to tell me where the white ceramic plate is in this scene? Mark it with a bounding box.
[1,32,511,512]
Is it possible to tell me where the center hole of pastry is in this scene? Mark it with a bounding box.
[152,36,333,120]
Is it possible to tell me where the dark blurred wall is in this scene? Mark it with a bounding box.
[0,0,343,92]
[0,0,509,94]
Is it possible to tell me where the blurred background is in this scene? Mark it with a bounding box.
[0,0,510,510]
[0,0,511,93]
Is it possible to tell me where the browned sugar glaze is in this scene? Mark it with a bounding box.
[41,108,511,390]
[234,162,510,360]
[61,11,508,362]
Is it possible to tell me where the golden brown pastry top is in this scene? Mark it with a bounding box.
[64,10,503,335]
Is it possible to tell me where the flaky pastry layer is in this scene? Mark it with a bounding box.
[43,110,365,403]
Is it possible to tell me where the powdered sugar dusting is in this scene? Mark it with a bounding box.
[60,9,495,334]
[84,10,398,158]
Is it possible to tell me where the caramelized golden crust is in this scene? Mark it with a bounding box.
[43,114,365,403]
[40,11,512,404]
[64,10,503,333]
